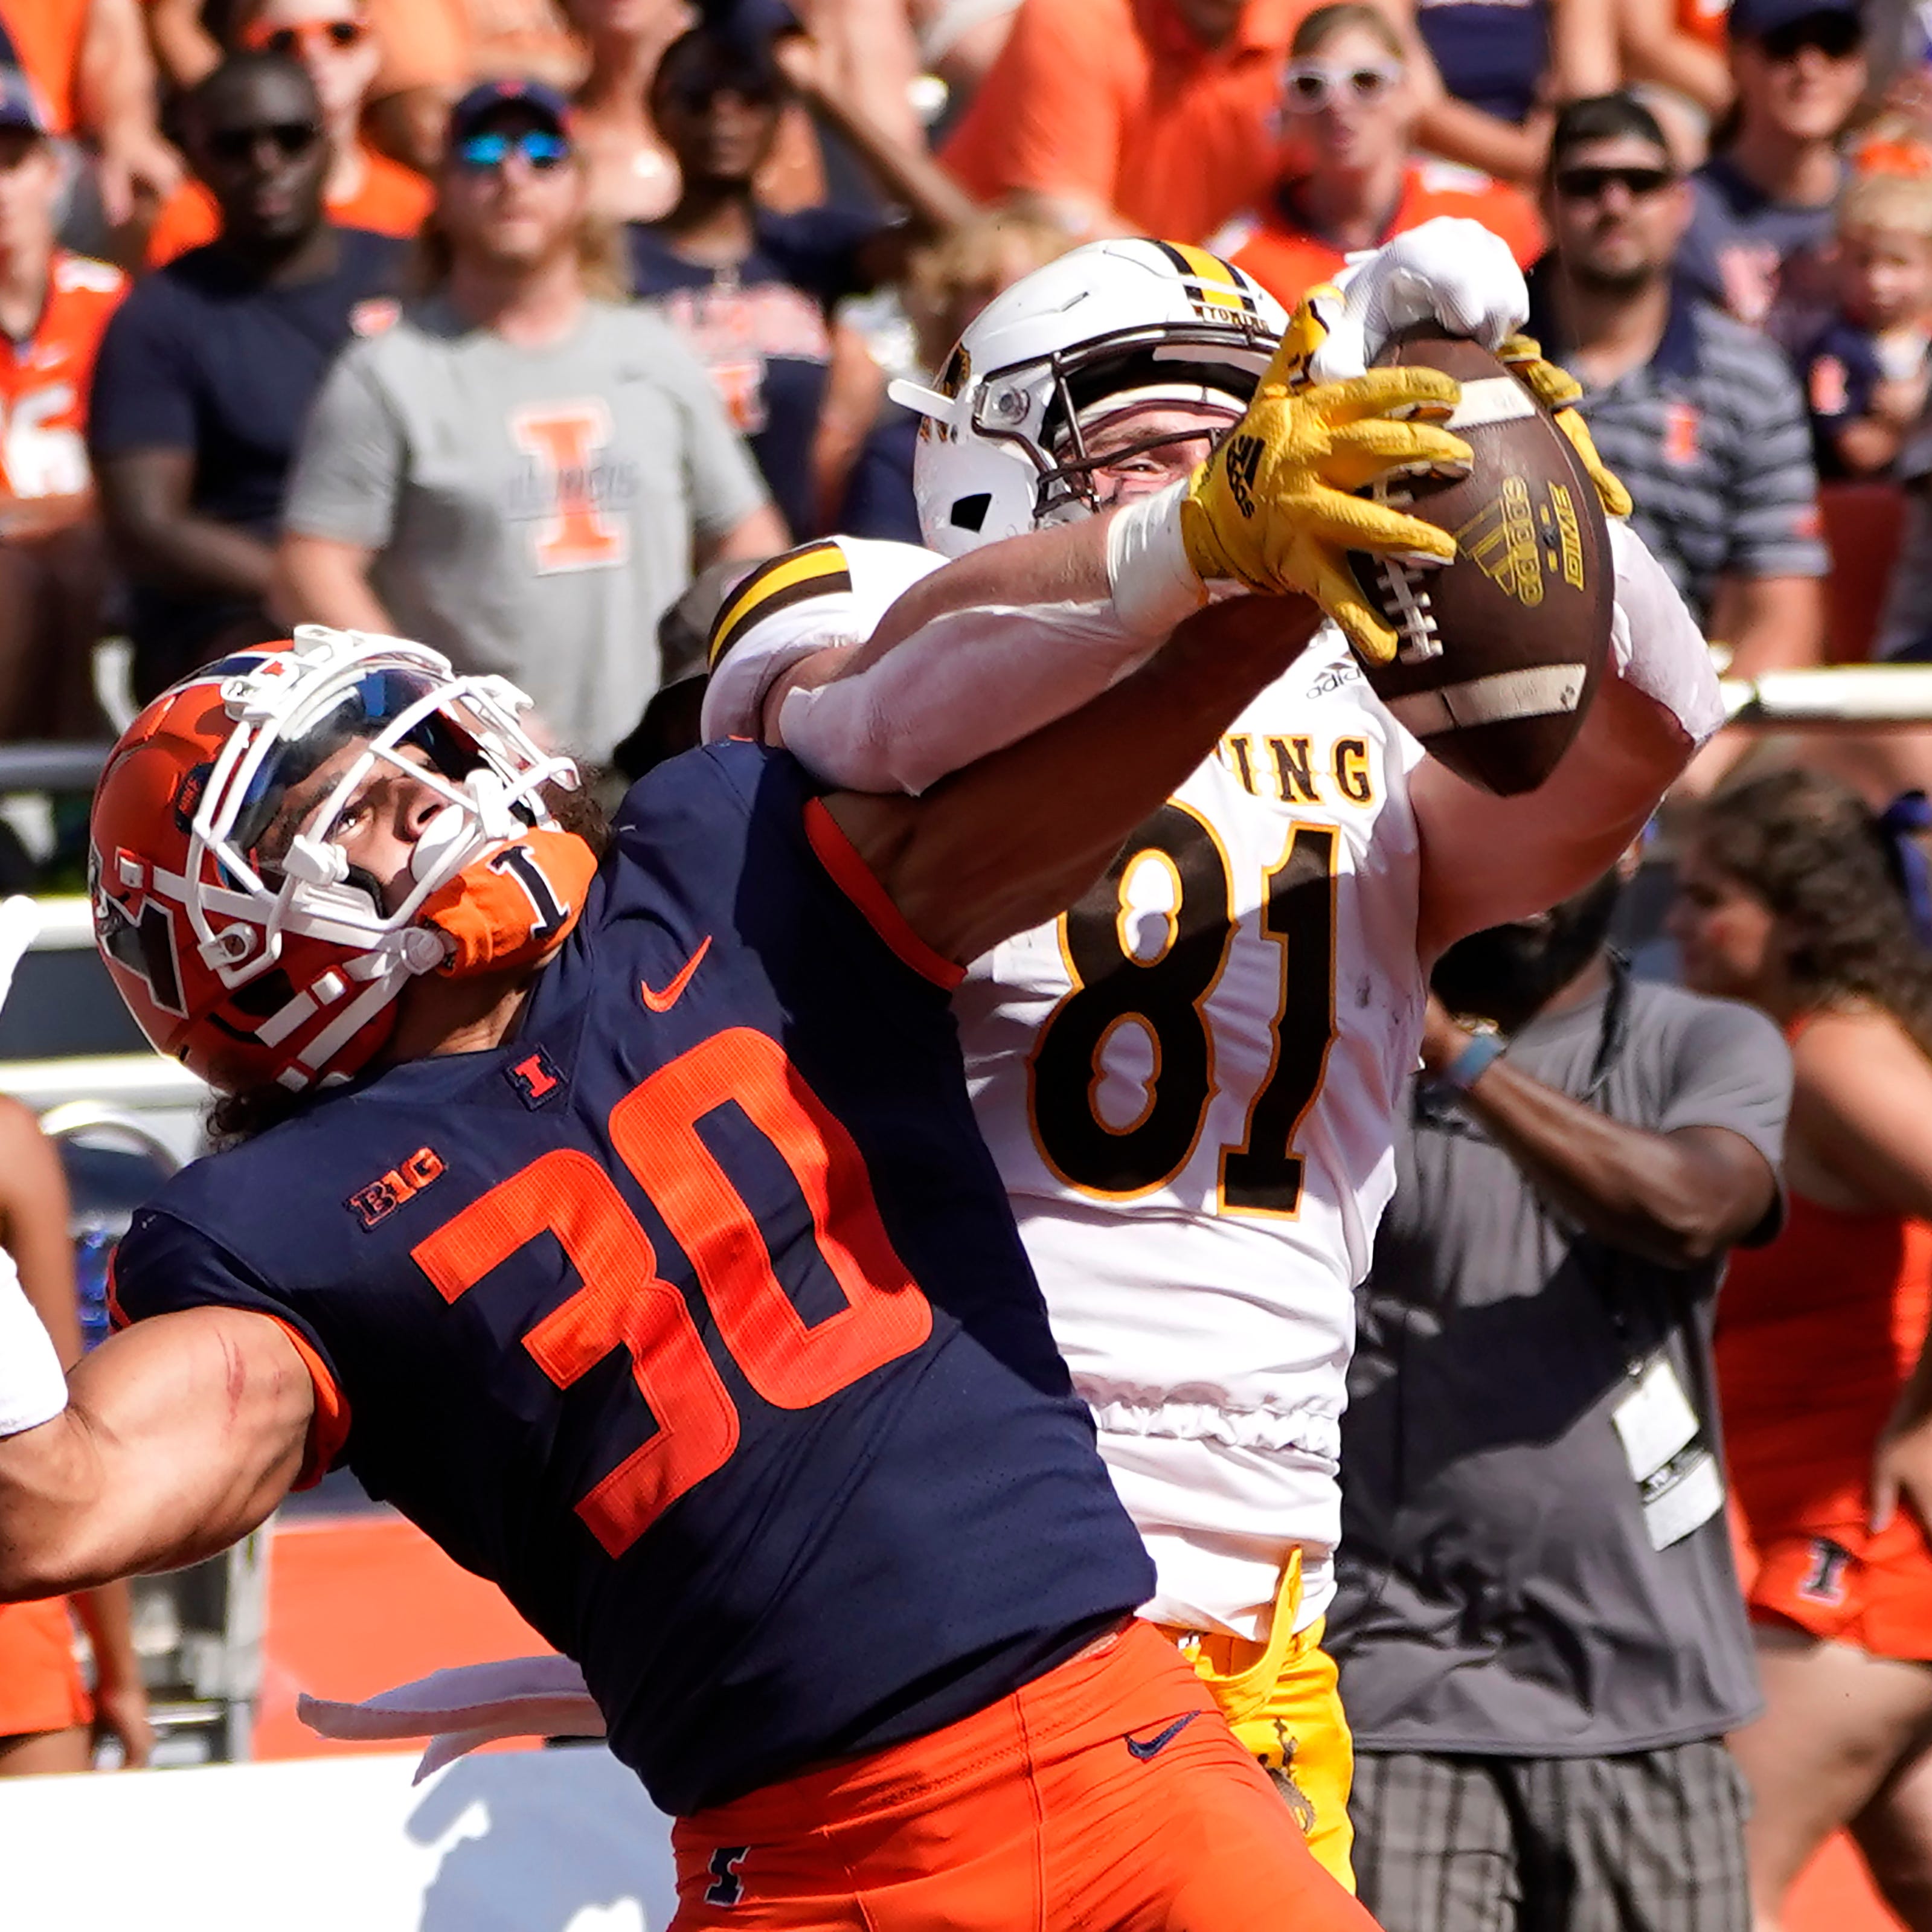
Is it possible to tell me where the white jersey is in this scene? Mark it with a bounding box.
[704,538,1428,1642]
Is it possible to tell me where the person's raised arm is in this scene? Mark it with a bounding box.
[829,591,1326,964]
[767,343,1471,793]
[78,0,184,227]
[0,1297,313,1601]
[772,31,980,268]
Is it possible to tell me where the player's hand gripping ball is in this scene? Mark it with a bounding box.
[1179,284,1474,666]
[1350,325,1617,796]
[1495,335,1633,519]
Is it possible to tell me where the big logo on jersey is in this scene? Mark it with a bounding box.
[509,400,637,574]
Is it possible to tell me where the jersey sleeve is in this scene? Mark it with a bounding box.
[108,1205,353,1486]
[280,341,406,550]
[699,537,946,742]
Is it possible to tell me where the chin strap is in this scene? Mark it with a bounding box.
[417,826,599,978]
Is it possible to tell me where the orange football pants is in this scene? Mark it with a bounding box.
[670,1617,1384,1930]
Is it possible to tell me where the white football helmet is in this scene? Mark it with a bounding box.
[889,238,1287,558]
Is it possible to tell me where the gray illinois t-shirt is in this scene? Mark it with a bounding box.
[283,297,769,763]
[1331,975,1791,1756]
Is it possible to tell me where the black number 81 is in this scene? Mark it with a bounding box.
[1029,804,1338,1213]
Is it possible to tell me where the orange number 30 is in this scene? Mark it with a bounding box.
[412,1028,933,1556]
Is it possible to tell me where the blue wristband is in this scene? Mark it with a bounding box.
[1442,1031,1506,1094]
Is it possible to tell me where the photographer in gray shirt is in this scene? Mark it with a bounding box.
[1335,861,1792,1932]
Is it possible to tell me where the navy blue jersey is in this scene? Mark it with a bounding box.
[111,743,1151,1815]
[628,210,884,538]
[86,225,406,685]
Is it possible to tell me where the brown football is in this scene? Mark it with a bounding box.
[1347,326,1614,797]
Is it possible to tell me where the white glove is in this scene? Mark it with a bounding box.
[1306,217,1532,385]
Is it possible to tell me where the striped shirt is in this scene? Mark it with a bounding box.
[1527,266,1827,627]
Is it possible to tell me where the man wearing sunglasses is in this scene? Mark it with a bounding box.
[274,78,787,768]
[88,50,408,702]
[147,0,432,265]
[1678,0,1866,333]
[1529,91,1825,788]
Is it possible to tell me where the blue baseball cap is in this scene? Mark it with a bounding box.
[0,67,48,137]
[446,77,573,149]
[1727,0,1862,42]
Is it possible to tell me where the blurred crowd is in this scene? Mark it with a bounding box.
[11,7,1932,1932]
[1,0,1930,771]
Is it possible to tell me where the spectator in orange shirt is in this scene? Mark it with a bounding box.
[146,0,433,262]
[0,71,121,740]
[940,0,1305,244]
[4,0,182,228]
[1215,5,1541,309]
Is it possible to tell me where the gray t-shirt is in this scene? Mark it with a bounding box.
[283,297,769,763]
[1331,974,1791,1756]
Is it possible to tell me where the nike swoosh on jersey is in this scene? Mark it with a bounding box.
[1124,1711,1200,1760]
[640,935,711,1012]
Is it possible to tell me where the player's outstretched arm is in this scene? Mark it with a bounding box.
[826,592,1326,965]
[765,348,1466,793]
[0,1298,313,1599]
[1412,520,1724,958]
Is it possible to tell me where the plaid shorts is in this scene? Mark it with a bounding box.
[1350,1739,1750,1932]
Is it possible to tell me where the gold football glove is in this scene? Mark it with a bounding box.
[1497,334,1633,520]
[1181,292,1472,665]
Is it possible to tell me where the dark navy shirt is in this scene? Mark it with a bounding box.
[1678,153,1840,334]
[87,225,406,682]
[1797,315,1924,479]
[629,209,884,539]
[110,743,1150,1817]
[1413,0,1549,121]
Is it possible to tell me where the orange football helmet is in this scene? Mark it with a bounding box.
[89,625,583,1096]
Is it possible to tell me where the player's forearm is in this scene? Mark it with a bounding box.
[857,513,1120,666]
[0,1312,310,1597]
[860,592,1324,961]
[778,507,1193,794]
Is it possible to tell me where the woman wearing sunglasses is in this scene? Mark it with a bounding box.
[146,0,432,266]
[1213,3,1541,310]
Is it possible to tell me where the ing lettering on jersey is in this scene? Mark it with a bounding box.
[1334,739,1375,808]
[347,1146,446,1230]
[1217,734,1358,809]
[1029,808,1341,1214]
[509,400,635,574]
[412,1028,934,1555]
